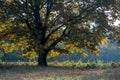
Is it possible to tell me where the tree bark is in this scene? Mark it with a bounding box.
[38,52,47,66]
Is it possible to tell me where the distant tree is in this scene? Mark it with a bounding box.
[0,0,119,66]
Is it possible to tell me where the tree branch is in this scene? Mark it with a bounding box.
[33,4,42,29]
[67,4,97,25]
[24,19,38,39]
[47,27,68,52]
[45,0,54,23]
[45,24,64,43]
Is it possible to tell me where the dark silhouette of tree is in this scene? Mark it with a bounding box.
[0,0,119,66]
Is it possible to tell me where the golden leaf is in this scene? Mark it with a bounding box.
[83,53,88,58]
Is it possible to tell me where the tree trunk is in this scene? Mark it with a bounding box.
[38,52,47,66]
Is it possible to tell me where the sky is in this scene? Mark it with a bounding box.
[114,19,120,26]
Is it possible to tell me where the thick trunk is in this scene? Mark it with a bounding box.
[38,52,47,66]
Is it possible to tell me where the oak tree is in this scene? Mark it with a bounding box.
[0,0,119,66]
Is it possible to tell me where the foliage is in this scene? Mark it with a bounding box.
[0,0,120,66]
[0,60,120,69]
[48,60,120,69]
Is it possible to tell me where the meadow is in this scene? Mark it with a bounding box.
[0,61,120,80]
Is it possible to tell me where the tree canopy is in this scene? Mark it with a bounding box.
[0,0,120,66]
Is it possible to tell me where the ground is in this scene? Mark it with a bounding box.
[0,66,102,80]
[0,62,120,80]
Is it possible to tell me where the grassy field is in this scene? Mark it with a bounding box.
[0,61,120,80]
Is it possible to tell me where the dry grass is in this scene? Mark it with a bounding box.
[0,66,103,80]
[0,62,120,80]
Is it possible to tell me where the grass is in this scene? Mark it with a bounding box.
[48,60,120,69]
[0,61,120,80]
